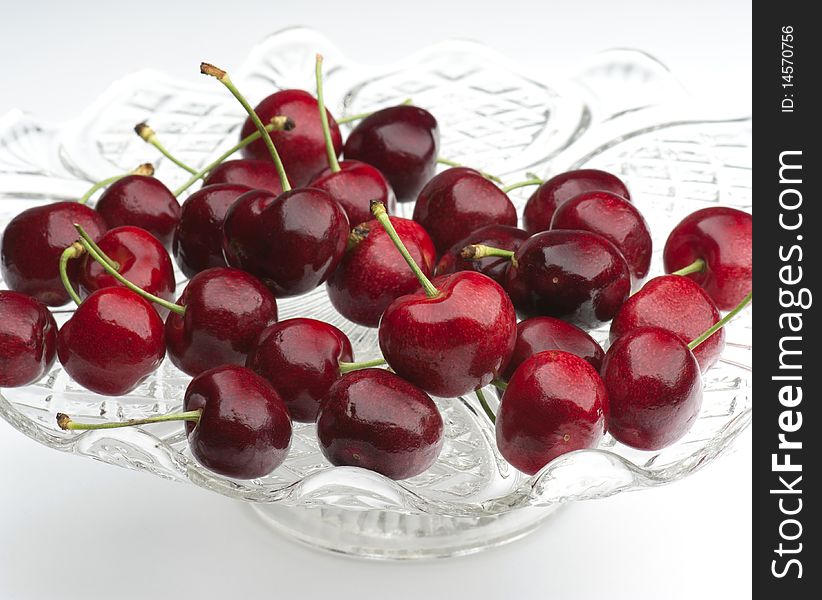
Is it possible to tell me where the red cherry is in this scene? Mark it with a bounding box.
[610,275,724,371]
[663,207,752,310]
[496,350,607,475]
[202,159,289,194]
[165,267,278,376]
[601,327,702,450]
[316,368,444,480]
[246,318,353,423]
[1,202,107,306]
[310,160,396,226]
[523,169,630,235]
[183,365,292,479]
[95,175,181,248]
[57,287,165,395]
[0,291,58,387]
[436,224,529,285]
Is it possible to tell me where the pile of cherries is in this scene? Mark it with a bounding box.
[0,55,752,483]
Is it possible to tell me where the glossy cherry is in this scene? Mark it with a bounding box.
[663,207,752,310]
[436,224,528,285]
[551,190,652,283]
[0,291,58,387]
[57,287,165,396]
[496,350,607,475]
[240,89,342,187]
[310,160,396,226]
[246,318,353,422]
[1,202,107,306]
[95,175,181,248]
[601,327,702,450]
[504,230,631,327]
[327,217,436,327]
[610,275,724,371]
[172,183,252,278]
[413,167,517,255]
[202,159,289,194]
[165,267,279,376]
[523,169,630,235]
[344,105,439,202]
[316,368,444,480]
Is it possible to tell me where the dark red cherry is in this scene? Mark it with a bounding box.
[222,188,349,297]
[413,167,517,255]
[523,169,630,235]
[505,230,631,327]
[240,89,341,187]
[95,175,181,248]
[0,291,58,387]
[1,202,107,306]
[436,224,528,285]
[246,318,353,422]
[551,190,652,283]
[379,271,517,398]
[343,105,439,202]
[663,207,752,310]
[173,183,252,278]
[184,365,292,479]
[165,267,278,376]
[601,326,702,450]
[502,317,604,380]
[201,159,288,194]
[496,350,607,475]
[610,275,724,371]
[57,287,165,395]
[78,226,176,315]
[316,368,444,480]
[310,160,396,226]
[327,217,436,327]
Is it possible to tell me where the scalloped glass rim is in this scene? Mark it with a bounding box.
[0,27,752,520]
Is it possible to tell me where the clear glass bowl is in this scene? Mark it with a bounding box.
[0,27,752,559]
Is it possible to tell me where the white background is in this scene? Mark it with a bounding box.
[1,1,751,599]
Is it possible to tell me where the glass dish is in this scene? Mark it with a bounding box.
[0,27,752,559]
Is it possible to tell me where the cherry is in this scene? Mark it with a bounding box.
[551,190,652,283]
[57,287,165,395]
[316,368,444,480]
[502,317,605,380]
[436,224,528,285]
[327,217,436,327]
[413,167,517,255]
[246,318,353,422]
[496,350,607,475]
[0,291,58,387]
[343,105,439,202]
[610,275,724,371]
[371,202,516,397]
[523,169,630,235]
[663,207,752,310]
[172,183,252,278]
[202,159,289,194]
[1,202,107,306]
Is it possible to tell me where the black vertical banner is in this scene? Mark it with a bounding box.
[754,3,819,598]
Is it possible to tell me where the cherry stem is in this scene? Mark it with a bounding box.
[436,158,503,184]
[460,244,516,262]
[200,62,291,192]
[475,388,496,424]
[172,115,293,196]
[370,201,439,299]
[314,54,341,173]
[335,98,413,125]
[135,122,198,175]
[491,378,508,391]
[338,357,387,374]
[501,178,542,194]
[74,224,185,316]
[57,410,202,431]
[688,291,752,351]
[672,258,706,277]
[59,243,86,306]
[77,163,155,204]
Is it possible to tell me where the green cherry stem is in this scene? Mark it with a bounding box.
[77,163,155,204]
[688,292,752,351]
[672,258,707,277]
[58,243,86,306]
[501,178,543,194]
[315,54,341,173]
[74,224,185,316]
[338,357,388,374]
[370,200,440,299]
[200,62,291,192]
[335,98,413,125]
[491,378,508,391]
[436,157,503,184]
[475,388,496,424]
[135,122,198,174]
[460,244,517,266]
[57,410,202,431]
